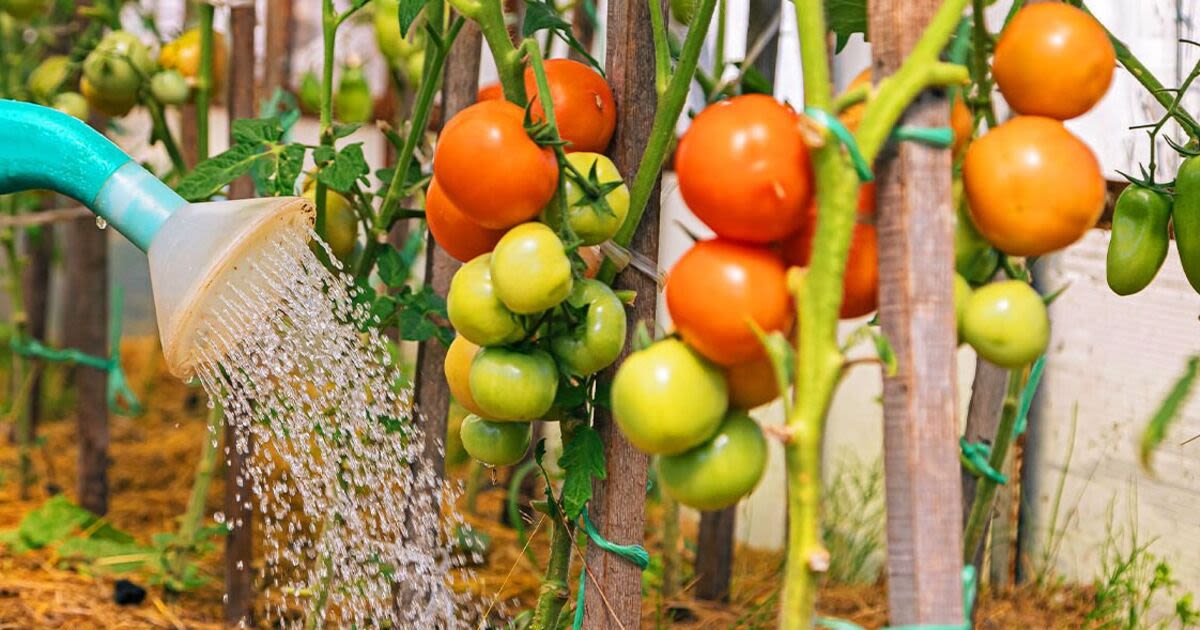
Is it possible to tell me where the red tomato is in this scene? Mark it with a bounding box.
[665,239,791,366]
[433,100,560,229]
[524,59,617,153]
[675,94,813,243]
[992,3,1114,120]
[781,183,878,319]
[425,178,506,262]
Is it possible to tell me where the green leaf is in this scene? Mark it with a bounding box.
[738,63,773,95]
[522,0,604,74]
[176,143,268,201]
[395,285,452,345]
[256,143,307,196]
[57,537,152,573]
[825,0,868,52]
[315,143,370,193]
[1141,356,1199,473]
[378,246,410,287]
[558,425,606,519]
[332,122,362,140]
[231,117,284,145]
[398,0,425,38]
[872,331,898,377]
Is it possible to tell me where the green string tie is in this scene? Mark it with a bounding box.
[1013,354,1046,439]
[804,106,874,183]
[8,285,141,416]
[892,125,954,148]
[818,566,978,630]
[959,437,1007,484]
[572,506,649,629]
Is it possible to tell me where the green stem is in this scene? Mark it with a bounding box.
[167,404,222,590]
[1,217,33,498]
[962,367,1025,564]
[146,99,188,176]
[782,2,971,628]
[661,492,681,598]
[596,0,719,283]
[474,0,526,103]
[648,0,670,96]
[530,511,574,629]
[354,12,462,279]
[714,0,726,75]
[196,3,214,161]
[969,0,998,128]
[316,0,337,246]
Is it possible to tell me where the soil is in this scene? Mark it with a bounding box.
[0,338,1096,628]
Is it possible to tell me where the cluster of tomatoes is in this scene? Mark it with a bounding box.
[434,59,628,467]
[956,3,1114,368]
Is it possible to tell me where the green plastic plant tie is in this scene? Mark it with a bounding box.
[7,285,141,416]
[958,437,1007,484]
[818,566,978,630]
[891,125,954,148]
[572,506,650,630]
[1013,354,1046,438]
[803,106,874,182]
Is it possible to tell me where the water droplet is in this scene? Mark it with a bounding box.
[95,216,108,230]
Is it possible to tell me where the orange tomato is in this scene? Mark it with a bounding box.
[962,116,1105,257]
[665,239,791,366]
[444,335,487,417]
[781,183,878,319]
[579,245,602,278]
[725,355,782,410]
[425,178,506,262]
[992,3,1114,120]
[842,67,972,155]
[477,82,502,102]
[524,59,616,153]
[433,100,559,229]
[838,68,873,132]
[675,94,813,244]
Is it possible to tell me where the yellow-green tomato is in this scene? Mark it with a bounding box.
[298,70,321,115]
[490,222,573,314]
[52,92,88,120]
[302,185,359,265]
[0,0,49,20]
[447,254,524,346]
[657,411,767,511]
[149,69,190,105]
[961,280,1049,368]
[543,152,630,246]
[460,415,531,467]
[334,64,373,124]
[550,279,627,376]
[954,273,972,341]
[611,338,728,455]
[27,55,70,102]
[445,398,471,470]
[469,347,559,421]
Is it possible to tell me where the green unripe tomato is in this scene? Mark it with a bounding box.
[542,152,630,246]
[460,415,531,467]
[611,338,728,455]
[490,222,574,314]
[956,195,1000,285]
[298,70,322,115]
[954,273,972,341]
[447,254,524,346]
[657,411,767,511]
[669,0,698,24]
[334,64,373,124]
[83,31,155,104]
[469,347,559,421]
[0,0,49,20]
[1106,185,1171,296]
[149,69,190,105]
[550,279,627,376]
[302,182,359,265]
[445,398,471,470]
[961,280,1049,368]
[52,92,88,120]
[27,55,70,102]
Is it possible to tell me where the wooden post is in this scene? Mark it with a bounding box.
[20,219,53,438]
[581,0,659,626]
[412,20,482,477]
[63,216,108,515]
[262,0,294,100]
[959,357,1007,569]
[695,508,736,602]
[223,6,257,625]
[870,1,964,624]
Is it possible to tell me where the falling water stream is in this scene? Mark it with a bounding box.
[189,224,479,627]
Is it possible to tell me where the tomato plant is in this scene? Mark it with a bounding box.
[159,28,228,95]
[674,94,813,243]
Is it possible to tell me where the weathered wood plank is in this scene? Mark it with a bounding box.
[581,0,660,626]
[263,0,294,101]
[695,508,736,602]
[224,6,257,625]
[870,0,964,623]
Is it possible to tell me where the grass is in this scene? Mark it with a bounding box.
[821,454,886,586]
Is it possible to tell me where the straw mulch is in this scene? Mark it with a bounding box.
[0,337,1094,628]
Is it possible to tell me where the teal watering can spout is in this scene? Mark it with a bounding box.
[0,99,185,251]
[0,99,315,381]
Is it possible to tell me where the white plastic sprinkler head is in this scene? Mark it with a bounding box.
[0,99,314,380]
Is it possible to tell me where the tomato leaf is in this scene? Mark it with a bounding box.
[522,0,604,75]
[1141,356,1200,474]
[825,0,867,52]
[254,143,307,197]
[398,0,424,38]
[394,285,452,346]
[558,425,607,520]
[872,330,898,377]
[176,143,268,201]
[231,117,285,145]
[331,122,362,140]
[315,143,370,193]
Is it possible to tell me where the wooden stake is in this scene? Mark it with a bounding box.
[695,508,736,602]
[581,0,660,626]
[870,0,965,623]
[224,6,257,625]
[263,0,295,100]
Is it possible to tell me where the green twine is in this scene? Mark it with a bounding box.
[959,437,1007,484]
[804,106,875,182]
[1013,355,1046,439]
[8,285,141,416]
[818,566,978,630]
[571,506,649,629]
[892,125,955,148]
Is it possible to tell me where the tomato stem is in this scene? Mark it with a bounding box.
[647,0,671,96]
[195,2,214,162]
[961,366,1027,564]
[476,0,527,104]
[969,0,999,129]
